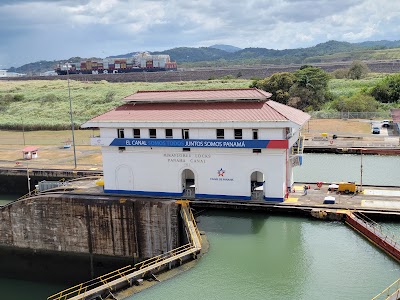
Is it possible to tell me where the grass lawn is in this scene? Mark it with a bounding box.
[0,79,252,130]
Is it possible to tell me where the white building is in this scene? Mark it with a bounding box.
[83,89,310,202]
[0,70,26,77]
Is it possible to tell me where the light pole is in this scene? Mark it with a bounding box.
[67,65,77,168]
[27,163,31,194]
[21,117,26,146]
[360,149,364,192]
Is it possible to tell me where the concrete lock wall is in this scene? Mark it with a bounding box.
[0,194,181,259]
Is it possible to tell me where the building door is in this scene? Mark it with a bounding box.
[250,171,264,201]
[181,169,195,198]
[115,165,134,191]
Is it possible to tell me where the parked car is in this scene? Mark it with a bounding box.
[382,120,390,128]
[372,127,380,134]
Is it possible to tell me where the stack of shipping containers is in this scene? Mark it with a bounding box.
[55,52,177,75]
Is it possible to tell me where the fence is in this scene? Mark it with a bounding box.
[309,111,391,119]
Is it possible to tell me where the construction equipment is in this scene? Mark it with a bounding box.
[338,182,357,194]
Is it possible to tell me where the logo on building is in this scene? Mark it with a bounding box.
[217,168,225,177]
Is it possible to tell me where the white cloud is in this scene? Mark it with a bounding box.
[0,0,399,67]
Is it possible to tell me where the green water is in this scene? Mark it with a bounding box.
[0,194,20,206]
[0,278,66,300]
[295,153,399,186]
[0,194,67,299]
[127,211,400,300]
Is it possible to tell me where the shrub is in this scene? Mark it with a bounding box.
[348,60,369,80]
[332,68,349,79]
[330,94,379,112]
[252,72,296,104]
[40,94,59,103]
[371,73,400,103]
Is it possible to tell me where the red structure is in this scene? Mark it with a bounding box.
[22,146,38,160]
[344,212,400,262]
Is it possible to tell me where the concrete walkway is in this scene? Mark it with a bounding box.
[286,183,400,212]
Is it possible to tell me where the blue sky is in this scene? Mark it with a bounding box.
[1,0,399,68]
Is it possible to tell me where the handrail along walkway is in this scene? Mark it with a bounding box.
[372,278,400,300]
[47,200,202,300]
[341,210,400,300]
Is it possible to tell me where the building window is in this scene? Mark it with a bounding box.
[133,129,140,138]
[118,147,126,152]
[166,129,173,138]
[183,148,191,152]
[253,149,261,153]
[234,129,242,139]
[182,129,189,139]
[117,129,125,138]
[149,129,157,138]
[253,129,259,140]
[216,129,224,139]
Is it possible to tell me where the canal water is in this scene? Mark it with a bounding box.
[295,153,399,186]
[0,153,399,299]
[130,211,400,300]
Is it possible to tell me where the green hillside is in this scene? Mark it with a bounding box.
[10,39,400,74]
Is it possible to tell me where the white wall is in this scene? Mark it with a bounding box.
[102,146,288,200]
[97,120,306,201]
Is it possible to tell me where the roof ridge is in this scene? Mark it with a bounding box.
[136,88,261,93]
[266,100,310,126]
[265,100,289,120]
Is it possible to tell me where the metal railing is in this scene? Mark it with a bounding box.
[48,200,202,300]
[344,211,400,300]
[292,135,305,156]
[352,212,400,248]
[372,278,400,300]
[179,200,202,247]
[309,111,391,119]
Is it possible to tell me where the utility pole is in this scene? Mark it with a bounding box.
[67,65,77,168]
[360,149,363,192]
[21,117,26,146]
[27,163,31,194]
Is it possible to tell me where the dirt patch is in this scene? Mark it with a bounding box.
[0,144,102,170]
[0,129,99,146]
[305,119,372,136]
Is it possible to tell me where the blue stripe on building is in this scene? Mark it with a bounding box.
[104,189,284,202]
[110,138,274,149]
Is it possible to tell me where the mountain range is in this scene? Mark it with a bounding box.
[9,40,400,74]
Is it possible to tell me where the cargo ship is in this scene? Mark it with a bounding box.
[55,52,177,75]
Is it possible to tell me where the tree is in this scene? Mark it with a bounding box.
[371,73,400,103]
[252,72,296,104]
[289,66,331,110]
[330,94,379,112]
[348,60,369,80]
[331,68,349,79]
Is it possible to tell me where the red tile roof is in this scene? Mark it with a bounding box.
[22,146,38,152]
[85,100,310,126]
[123,88,272,103]
[266,100,311,127]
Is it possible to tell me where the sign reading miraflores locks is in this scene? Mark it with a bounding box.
[109,138,289,149]
[164,153,210,164]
